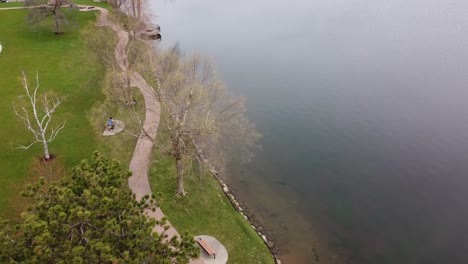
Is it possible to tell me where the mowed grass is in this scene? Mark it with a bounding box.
[0,9,106,211]
[0,5,275,263]
[0,3,23,8]
[150,153,275,264]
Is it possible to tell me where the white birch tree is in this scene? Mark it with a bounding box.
[14,72,66,160]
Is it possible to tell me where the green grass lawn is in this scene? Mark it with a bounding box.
[150,153,275,264]
[0,2,23,8]
[0,9,106,212]
[86,82,141,168]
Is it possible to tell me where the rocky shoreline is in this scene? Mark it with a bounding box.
[206,166,282,264]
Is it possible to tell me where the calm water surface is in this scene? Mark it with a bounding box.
[150,1,468,263]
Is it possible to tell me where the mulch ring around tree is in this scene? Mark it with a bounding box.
[39,154,56,162]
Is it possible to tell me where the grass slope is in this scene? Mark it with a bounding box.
[150,153,275,264]
[0,9,105,211]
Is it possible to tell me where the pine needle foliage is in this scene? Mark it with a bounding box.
[0,152,198,263]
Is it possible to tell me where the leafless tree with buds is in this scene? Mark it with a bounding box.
[154,51,260,195]
[14,72,66,160]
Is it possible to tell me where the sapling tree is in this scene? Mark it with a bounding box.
[14,72,65,160]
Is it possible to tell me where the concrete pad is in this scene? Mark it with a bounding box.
[102,119,125,136]
[194,235,228,264]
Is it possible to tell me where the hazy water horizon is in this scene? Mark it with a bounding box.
[150,1,468,263]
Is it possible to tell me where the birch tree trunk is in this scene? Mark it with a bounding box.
[42,132,50,160]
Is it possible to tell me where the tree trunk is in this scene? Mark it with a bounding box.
[137,0,141,18]
[176,157,185,195]
[41,133,50,160]
[53,2,61,34]
[54,14,60,34]
[131,0,136,18]
[126,71,132,103]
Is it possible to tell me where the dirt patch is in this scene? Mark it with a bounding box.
[39,154,56,162]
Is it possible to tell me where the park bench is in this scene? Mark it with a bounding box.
[197,238,216,259]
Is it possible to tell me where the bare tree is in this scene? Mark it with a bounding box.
[14,72,66,160]
[152,45,180,90]
[125,0,141,18]
[155,53,260,195]
[122,32,153,103]
[25,0,76,35]
[108,0,128,9]
[108,0,144,16]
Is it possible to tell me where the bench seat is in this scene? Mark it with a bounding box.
[197,238,216,259]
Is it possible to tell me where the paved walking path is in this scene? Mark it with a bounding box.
[0,6,33,10]
[0,0,34,10]
[86,7,205,264]
[0,5,205,262]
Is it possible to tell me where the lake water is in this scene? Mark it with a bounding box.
[149,1,468,263]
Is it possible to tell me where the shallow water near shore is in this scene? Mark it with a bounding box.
[150,1,468,263]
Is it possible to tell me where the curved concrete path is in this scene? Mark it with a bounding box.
[83,7,205,264]
[0,6,34,10]
[0,5,205,262]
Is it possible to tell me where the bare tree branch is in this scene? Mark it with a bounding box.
[14,72,66,160]
[25,0,77,34]
[153,52,260,195]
